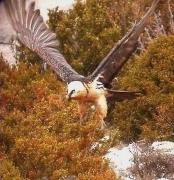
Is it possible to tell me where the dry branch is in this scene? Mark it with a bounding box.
[167,0,174,33]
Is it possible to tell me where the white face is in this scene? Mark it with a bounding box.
[67,81,87,99]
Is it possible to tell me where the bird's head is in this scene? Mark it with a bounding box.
[67,81,88,100]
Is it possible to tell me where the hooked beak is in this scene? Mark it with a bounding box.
[66,94,71,101]
[67,95,71,101]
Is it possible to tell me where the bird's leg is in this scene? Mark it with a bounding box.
[77,101,87,125]
[95,95,108,129]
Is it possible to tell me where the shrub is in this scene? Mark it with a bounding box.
[110,35,174,142]
[129,144,174,179]
[0,57,116,179]
[0,157,21,180]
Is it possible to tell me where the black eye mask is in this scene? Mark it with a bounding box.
[69,89,75,98]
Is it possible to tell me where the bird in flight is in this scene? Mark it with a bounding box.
[4,0,160,129]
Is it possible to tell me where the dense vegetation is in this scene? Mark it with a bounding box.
[0,59,116,179]
[111,35,174,142]
[0,0,174,179]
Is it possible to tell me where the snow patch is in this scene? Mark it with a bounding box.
[152,141,174,155]
[104,143,138,179]
[104,141,174,180]
[0,45,16,65]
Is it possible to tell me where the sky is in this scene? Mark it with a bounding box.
[37,0,74,20]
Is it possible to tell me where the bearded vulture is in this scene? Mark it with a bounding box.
[4,0,160,129]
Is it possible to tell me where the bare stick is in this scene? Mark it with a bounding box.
[145,27,153,40]
[168,0,174,33]
[138,36,145,50]
[154,11,166,36]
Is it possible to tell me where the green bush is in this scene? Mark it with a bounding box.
[111,35,174,142]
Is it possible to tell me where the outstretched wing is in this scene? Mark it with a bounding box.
[4,0,84,83]
[89,0,160,87]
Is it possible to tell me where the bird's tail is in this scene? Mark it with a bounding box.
[106,89,143,102]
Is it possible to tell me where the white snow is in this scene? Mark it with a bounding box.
[104,141,174,180]
[0,45,16,66]
[152,141,174,155]
[104,143,139,179]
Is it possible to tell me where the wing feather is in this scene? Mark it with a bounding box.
[89,0,160,87]
[106,90,142,102]
[5,0,84,83]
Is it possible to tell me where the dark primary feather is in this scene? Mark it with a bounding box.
[106,89,143,102]
[89,0,160,87]
[4,0,84,83]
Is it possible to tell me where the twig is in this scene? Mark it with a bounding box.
[167,0,174,33]
[138,36,145,50]
[154,11,166,36]
[0,42,12,45]
[145,27,153,40]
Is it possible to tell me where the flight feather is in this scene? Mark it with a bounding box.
[4,0,84,83]
[89,0,160,87]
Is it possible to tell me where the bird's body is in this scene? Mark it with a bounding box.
[68,80,108,128]
[4,0,161,129]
